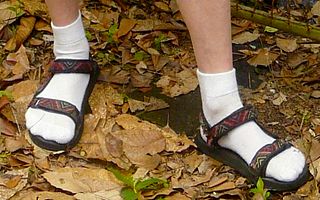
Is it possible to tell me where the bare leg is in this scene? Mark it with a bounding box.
[45,0,79,26]
[177,0,306,184]
[177,0,232,73]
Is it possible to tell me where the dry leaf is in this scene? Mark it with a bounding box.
[311,1,320,16]
[311,90,320,98]
[247,48,279,67]
[232,31,260,44]
[154,2,170,12]
[128,98,150,112]
[156,69,198,97]
[276,38,298,52]
[272,92,287,106]
[0,1,19,31]
[117,18,136,38]
[5,16,36,51]
[74,190,122,200]
[42,168,123,193]
[0,168,28,200]
[7,45,30,75]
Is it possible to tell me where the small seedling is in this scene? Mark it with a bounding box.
[108,167,168,200]
[154,34,167,51]
[250,177,270,200]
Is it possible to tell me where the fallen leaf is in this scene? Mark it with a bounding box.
[145,96,169,112]
[5,16,36,51]
[247,48,279,67]
[311,1,320,16]
[0,1,20,31]
[232,31,260,44]
[0,168,28,200]
[128,98,150,112]
[117,18,136,38]
[154,2,170,12]
[156,69,198,97]
[311,90,320,98]
[11,191,75,200]
[42,168,123,193]
[276,38,298,52]
[74,189,122,200]
[272,92,287,106]
[7,45,30,75]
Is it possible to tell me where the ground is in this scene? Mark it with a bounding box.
[0,0,320,200]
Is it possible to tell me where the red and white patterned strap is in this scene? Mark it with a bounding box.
[29,97,80,123]
[50,59,94,74]
[250,139,291,176]
[200,106,256,146]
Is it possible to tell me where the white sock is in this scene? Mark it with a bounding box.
[25,11,90,144]
[197,69,305,182]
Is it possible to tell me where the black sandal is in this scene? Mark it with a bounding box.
[195,106,310,191]
[28,59,99,151]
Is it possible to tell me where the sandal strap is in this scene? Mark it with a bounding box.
[50,59,94,74]
[203,106,256,146]
[250,139,291,176]
[29,97,80,123]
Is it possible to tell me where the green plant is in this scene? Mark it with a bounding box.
[250,177,270,200]
[107,23,119,43]
[0,90,13,100]
[134,51,148,61]
[154,34,167,51]
[108,167,169,200]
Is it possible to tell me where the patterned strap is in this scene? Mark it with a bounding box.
[50,60,94,74]
[29,97,80,123]
[201,106,256,146]
[250,139,291,176]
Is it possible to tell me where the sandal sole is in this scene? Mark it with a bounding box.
[195,132,311,191]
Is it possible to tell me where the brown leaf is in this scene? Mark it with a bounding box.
[144,96,169,112]
[11,191,75,200]
[0,1,19,31]
[131,70,154,88]
[5,16,36,51]
[156,69,198,97]
[247,48,279,67]
[232,31,260,44]
[74,190,122,200]
[117,18,136,38]
[5,136,29,152]
[128,98,149,112]
[0,118,16,136]
[0,168,28,200]
[154,2,171,12]
[0,96,9,110]
[42,168,123,193]
[276,38,298,52]
[7,45,30,75]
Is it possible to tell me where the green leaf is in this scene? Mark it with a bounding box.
[0,91,13,100]
[107,167,135,188]
[135,177,167,191]
[264,26,278,33]
[121,187,138,200]
[256,177,264,191]
[134,51,147,61]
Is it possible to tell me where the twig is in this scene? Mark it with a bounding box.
[231,2,320,42]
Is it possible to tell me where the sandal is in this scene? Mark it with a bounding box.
[28,59,99,151]
[195,106,310,191]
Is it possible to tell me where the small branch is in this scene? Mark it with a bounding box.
[231,3,320,42]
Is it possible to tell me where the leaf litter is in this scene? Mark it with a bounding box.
[0,0,319,199]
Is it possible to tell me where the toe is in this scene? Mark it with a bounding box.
[25,108,46,129]
[265,147,305,182]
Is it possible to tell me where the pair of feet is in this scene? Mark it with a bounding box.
[25,59,308,190]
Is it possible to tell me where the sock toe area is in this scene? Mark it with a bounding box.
[25,108,46,129]
[265,147,305,182]
[29,112,76,144]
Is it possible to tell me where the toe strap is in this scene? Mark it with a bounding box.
[250,139,292,176]
[29,97,80,123]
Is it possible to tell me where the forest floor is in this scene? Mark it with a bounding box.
[0,0,320,199]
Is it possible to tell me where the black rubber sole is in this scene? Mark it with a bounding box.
[195,133,311,191]
[29,62,100,151]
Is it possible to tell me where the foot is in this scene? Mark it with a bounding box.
[25,11,91,145]
[197,69,306,182]
[26,73,90,144]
